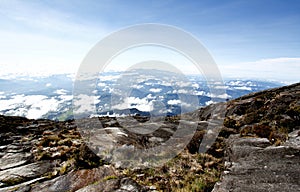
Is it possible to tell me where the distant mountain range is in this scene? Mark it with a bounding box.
[0,70,284,120]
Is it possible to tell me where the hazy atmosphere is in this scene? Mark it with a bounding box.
[0,0,299,83]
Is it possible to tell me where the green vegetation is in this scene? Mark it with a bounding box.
[223,117,238,129]
[58,109,74,121]
[33,128,104,178]
[122,150,223,191]
[225,87,299,147]
[2,177,25,186]
[103,175,118,181]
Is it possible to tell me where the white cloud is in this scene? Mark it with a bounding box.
[193,90,205,96]
[176,81,191,87]
[149,88,162,93]
[131,84,144,89]
[102,86,113,93]
[181,102,191,107]
[0,92,5,99]
[97,82,106,87]
[59,95,73,101]
[73,94,100,114]
[167,99,181,105]
[113,97,153,112]
[146,94,156,99]
[160,81,172,86]
[226,80,243,86]
[27,97,60,119]
[205,100,214,106]
[0,94,66,119]
[245,81,257,86]
[24,95,48,105]
[54,89,68,95]
[214,85,229,89]
[173,89,189,94]
[192,83,200,89]
[145,82,154,86]
[207,93,231,99]
[233,86,252,91]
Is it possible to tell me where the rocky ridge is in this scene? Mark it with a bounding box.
[211,82,300,192]
[0,82,299,191]
[212,131,300,192]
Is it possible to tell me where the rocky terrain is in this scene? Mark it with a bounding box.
[212,82,300,192]
[212,131,300,192]
[0,82,299,191]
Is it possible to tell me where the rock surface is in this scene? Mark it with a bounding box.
[213,131,300,192]
[31,166,117,192]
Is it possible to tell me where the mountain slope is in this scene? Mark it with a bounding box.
[0,82,299,191]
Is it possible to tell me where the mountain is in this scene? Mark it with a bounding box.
[0,82,299,191]
[0,71,283,120]
[212,82,300,192]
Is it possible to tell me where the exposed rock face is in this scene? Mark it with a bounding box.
[211,83,300,192]
[31,166,117,192]
[0,117,147,192]
[224,82,300,144]
[75,177,145,192]
[213,130,300,192]
[0,117,58,191]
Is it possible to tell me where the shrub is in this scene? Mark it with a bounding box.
[269,131,287,145]
[186,130,205,154]
[252,124,272,138]
[240,125,253,137]
[223,117,237,129]
[243,112,260,124]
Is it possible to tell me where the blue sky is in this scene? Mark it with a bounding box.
[0,0,299,83]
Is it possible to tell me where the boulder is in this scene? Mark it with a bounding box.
[213,132,300,192]
[0,161,53,187]
[31,166,116,192]
[75,177,146,192]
